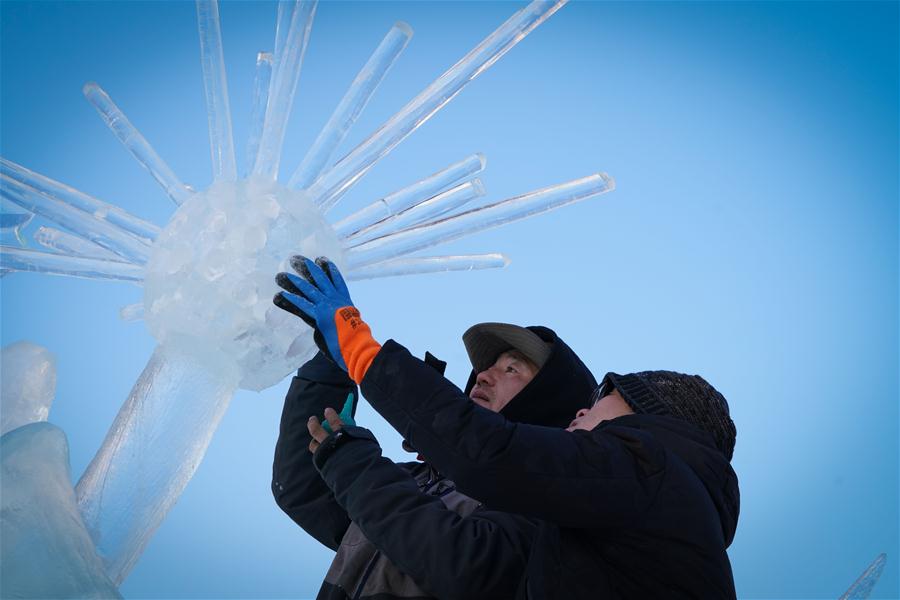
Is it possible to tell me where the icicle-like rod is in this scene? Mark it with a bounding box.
[347,253,509,281]
[312,0,567,213]
[346,171,613,269]
[196,0,238,182]
[0,246,144,283]
[83,83,193,206]
[288,21,412,190]
[1,174,151,264]
[333,153,485,239]
[34,226,124,262]
[0,157,161,242]
[345,178,485,247]
[246,52,274,178]
[253,0,317,179]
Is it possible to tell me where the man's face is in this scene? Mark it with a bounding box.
[469,350,539,413]
[566,388,633,432]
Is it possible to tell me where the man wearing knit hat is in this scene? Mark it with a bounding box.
[273,255,740,600]
[271,311,597,599]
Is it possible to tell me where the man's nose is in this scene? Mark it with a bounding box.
[476,369,494,386]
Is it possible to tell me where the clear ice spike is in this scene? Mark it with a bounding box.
[839,553,887,600]
[246,52,274,178]
[332,153,485,239]
[0,157,160,242]
[253,1,317,179]
[196,0,238,182]
[82,84,193,206]
[273,1,294,79]
[76,345,238,585]
[346,171,613,269]
[287,22,413,190]
[0,246,145,283]
[34,226,125,262]
[345,178,485,247]
[347,253,509,281]
[310,0,568,213]
[1,175,151,264]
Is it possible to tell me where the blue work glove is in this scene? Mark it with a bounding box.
[274,255,354,370]
[274,255,382,384]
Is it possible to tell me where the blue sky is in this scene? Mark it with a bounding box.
[1,1,897,598]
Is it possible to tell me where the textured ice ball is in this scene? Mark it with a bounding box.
[143,178,343,391]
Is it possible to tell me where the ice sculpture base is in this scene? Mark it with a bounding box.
[1,422,122,599]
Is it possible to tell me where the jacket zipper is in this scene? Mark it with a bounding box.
[352,550,380,600]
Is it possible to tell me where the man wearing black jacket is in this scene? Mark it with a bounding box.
[272,321,597,599]
[273,256,741,600]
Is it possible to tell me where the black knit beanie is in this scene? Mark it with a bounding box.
[601,371,737,461]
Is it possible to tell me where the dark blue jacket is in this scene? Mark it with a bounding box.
[360,340,740,599]
[273,326,598,599]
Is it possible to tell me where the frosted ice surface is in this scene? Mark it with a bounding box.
[0,422,122,599]
[143,176,343,390]
[1,341,57,436]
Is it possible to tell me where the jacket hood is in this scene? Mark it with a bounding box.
[464,326,597,429]
[612,413,740,546]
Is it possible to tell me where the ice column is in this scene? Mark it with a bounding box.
[310,0,568,213]
[76,346,238,585]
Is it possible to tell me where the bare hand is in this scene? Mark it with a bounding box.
[307,407,344,453]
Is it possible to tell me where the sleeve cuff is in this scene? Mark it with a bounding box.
[312,425,378,470]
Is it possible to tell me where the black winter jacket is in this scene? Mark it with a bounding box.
[273,328,598,600]
[359,340,741,600]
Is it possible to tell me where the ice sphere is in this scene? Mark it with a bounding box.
[1,341,57,436]
[143,177,343,390]
[0,422,122,599]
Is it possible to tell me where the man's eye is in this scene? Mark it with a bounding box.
[506,366,517,373]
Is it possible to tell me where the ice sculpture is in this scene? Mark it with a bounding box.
[1,341,57,436]
[0,0,615,585]
[838,553,887,600]
[0,423,121,599]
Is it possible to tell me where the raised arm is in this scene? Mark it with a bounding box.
[273,256,664,527]
[272,352,357,550]
[361,340,665,527]
[311,423,536,600]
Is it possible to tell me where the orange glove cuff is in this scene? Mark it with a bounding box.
[334,306,382,384]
